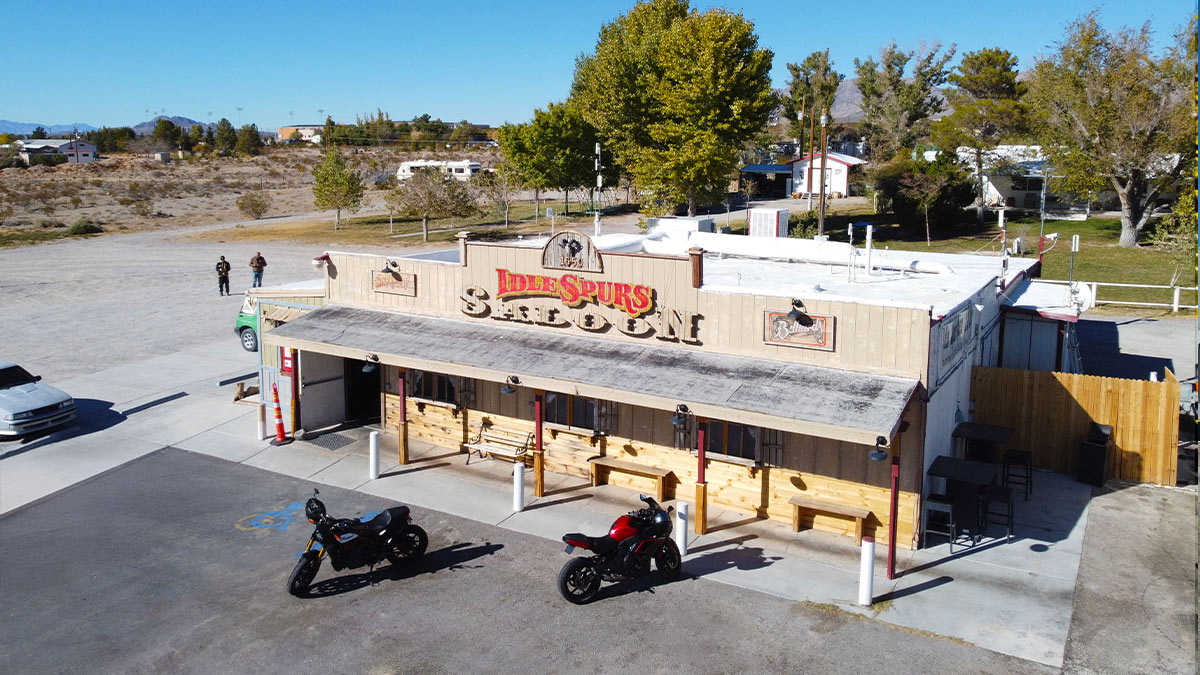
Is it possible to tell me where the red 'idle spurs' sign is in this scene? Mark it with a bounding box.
[495,268,654,319]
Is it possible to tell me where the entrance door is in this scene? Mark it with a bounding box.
[344,359,382,423]
[299,351,345,431]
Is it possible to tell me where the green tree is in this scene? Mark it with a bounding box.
[213,118,237,156]
[855,42,955,160]
[188,124,205,147]
[205,126,215,146]
[497,121,551,222]
[472,165,526,227]
[1027,12,1195,247]
[448,121,484,143]
[311,147,365,230]
[386,167,475,242]
[236,124,263,156]
[152,119,181,148]
[931,48,1028,225]
[872,153,973,238]
[780,50,844,139]
[0,133,14,144]
[31,127,47,139]
[571,0,775,216]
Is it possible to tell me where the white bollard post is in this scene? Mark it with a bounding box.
[513,461,525,512]
[858,536,876,606]
[1150,371,1159,382]
[674,503,689,556]
[1172,286,1181,313]
[369,431,380,480]
[257,403,266,440]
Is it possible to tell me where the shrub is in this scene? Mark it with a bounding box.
[788,211,818,239]
[236,189,272,219]
[132,200,153,217]
[66,219,104,235]
[28,154,67,167]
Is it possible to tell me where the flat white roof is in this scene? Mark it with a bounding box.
[508,228,1034,318]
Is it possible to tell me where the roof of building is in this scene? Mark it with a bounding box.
[740,164,792,174]
[786,152,867,167]
[269,304,918,443]
[1002,280,1082,323]
[17,139,93,150]
[498,226,1036,319]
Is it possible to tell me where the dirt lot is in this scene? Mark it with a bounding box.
[0,146,503,244]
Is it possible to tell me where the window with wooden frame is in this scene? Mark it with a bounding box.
[690,419,763,463]
[409,369,456,405]
[543,391,601,432]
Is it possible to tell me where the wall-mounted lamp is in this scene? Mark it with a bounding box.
[669,403,691,429]
[500,375,520,395]
[362,354,380,373]
[787,298,814,327]
[312,253,331,268]
[379,259,398,274]
[868,435,889,462]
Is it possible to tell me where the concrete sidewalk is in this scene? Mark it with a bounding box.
[1,339,1192,671]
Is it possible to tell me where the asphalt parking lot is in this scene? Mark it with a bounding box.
[0,448,1049,675]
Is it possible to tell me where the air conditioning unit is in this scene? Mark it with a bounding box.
[748,208,789,238]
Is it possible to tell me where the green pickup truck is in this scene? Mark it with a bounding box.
[235,280,326,352]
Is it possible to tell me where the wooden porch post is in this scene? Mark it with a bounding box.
[695,420,708,535]
[533,392,545,497]
[887,429,902,580]
[397,370,409,465]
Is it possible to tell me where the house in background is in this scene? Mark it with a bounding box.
[737,164,793,198]
[276,125,323,143]
[788,152,867,198]
[14,139,97,163]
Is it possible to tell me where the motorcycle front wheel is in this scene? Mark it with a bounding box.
[557,557,601,604]
[655,539,682,581]
[387,524,429,566]
[287,554,320,597]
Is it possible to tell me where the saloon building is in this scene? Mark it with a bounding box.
[263,222,1067,550]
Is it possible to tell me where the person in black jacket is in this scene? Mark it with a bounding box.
[215,255,231,296]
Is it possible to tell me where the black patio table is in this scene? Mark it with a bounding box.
[952,422,1015,463]
[928,455,998,541]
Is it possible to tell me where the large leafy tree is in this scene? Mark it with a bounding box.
[1028,12,1195,247]
[931,48,1028,225]
[152,119,181,149]
[497,120,551,222]
[386,167,475,242]
[472,165,526,228]
[855,42,955,161]
[780,50,844,139]
[236,124,263,156]
[526,102,610,213]
[571,0,774,216]
[213,118,237,156]
[311,147,365,230]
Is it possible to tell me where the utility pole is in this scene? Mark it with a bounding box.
[817,108,830,235]
[806,103,817,212]
[796,96,805,198]
[594,142,603,237]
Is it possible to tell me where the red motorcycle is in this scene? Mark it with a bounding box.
[558,494,682,603]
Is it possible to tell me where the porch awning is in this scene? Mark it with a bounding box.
[263,306,306,323]
[1003,281,1081,323]
[265,304,918,445]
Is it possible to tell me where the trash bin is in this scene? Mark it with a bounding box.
[1077,423,1112,487]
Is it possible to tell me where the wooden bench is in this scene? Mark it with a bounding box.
[464,422,533,464]
[588,457,672,502]
[788,495,872,545]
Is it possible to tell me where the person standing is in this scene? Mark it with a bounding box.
[215,255,231,296]
[249,251,267,288]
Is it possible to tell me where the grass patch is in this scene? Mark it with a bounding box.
[824,214,1196,310]
[189,201,595,246]
[0,228,74,248]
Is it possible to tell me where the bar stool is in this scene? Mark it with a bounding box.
[923,493,957,552]
[979,485,1014,543]
[1003,449,1033,500]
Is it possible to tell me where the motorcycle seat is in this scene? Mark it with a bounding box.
[563,532,618,554]
[363,506,410,536]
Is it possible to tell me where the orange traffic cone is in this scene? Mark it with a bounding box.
[269,382,293,446]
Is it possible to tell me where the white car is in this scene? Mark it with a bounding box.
[0,361,77,438]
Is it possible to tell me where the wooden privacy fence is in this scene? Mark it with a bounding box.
[970,366,1180,486]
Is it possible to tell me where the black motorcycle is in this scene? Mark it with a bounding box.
[287,489,428,596]
[558,494,682,604]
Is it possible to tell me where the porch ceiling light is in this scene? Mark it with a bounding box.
[669,403,691,429]
[868,435,889,462]
[787,298,814,327]
[500,375,520,395]
[362,354,380,373]
[380,259,398,274]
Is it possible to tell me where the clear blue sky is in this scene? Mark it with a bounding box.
[2,0,1192,131]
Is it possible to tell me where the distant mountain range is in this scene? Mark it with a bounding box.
[0,116,217,136]
[0,120,98,135]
